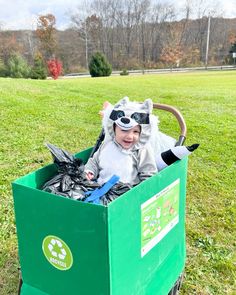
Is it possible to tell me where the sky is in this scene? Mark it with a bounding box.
[0,0,235,30]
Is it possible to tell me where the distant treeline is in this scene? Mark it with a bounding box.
[1,6,236,74]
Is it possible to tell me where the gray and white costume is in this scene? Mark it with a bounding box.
[85,98,157,185]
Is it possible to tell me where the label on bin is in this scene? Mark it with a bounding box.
[141,179,180,257]
[42,235,73,270]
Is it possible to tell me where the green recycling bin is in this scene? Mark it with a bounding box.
[12,146,188,295]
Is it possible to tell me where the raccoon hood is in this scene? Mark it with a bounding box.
[103,97,157,150]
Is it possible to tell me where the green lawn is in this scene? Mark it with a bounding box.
[0,71,235,294]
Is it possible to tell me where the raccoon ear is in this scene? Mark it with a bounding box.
[142,98,153,113]
[114,96,129,108]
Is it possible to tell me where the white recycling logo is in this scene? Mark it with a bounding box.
[48,238,67,260]
[43,235,73,270]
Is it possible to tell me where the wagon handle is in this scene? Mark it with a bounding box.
[153,103,187,146]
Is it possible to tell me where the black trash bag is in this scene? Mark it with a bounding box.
[100,182,132,205]
[42,143,132,204]
[42,143,99,200]
[45,143,84,177]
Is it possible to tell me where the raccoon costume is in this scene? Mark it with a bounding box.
[85,97,157,185]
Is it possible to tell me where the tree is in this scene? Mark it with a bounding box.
[0,57,7,77]
[30,52,47,79]
[70,1,94,70]
[92,0,120,63]
[47,58,62,79]
[0,33,22,64]
[228,32,236,64]
[229,32,236,53]
[7,53,30,78]
[89,52,112,77]
[56,28,85,73]
[35,14,57,60]
[160,45,183,68]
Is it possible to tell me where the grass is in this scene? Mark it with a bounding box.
[0,71,235,294]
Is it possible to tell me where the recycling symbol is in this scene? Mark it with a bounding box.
[42,235,73,271]
[48,238,67,260]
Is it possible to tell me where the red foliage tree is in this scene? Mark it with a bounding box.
[47,59,62,79]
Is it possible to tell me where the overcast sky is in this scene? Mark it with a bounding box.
[0,0,235,30]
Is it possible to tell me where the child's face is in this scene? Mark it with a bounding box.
[115,125,141,149]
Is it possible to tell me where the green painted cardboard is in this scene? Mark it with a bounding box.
[12,148,188,295]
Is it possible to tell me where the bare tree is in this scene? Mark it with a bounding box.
[180,0,221,62]
[148,2,176,63]
[92,0,120,62]
[70,0,94,70]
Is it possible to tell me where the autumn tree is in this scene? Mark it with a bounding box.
[36,14,57,60]
[227,32,236,64]
[0,33,22,64]
[160,45,183,68]
[47,58,62,79]
[229,32,236,52]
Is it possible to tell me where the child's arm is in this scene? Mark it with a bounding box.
[137,145,157,181]
[84,149,100,180]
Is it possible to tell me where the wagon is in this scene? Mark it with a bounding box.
[12,103,188,295]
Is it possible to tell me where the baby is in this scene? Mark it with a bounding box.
[85,98,157,185]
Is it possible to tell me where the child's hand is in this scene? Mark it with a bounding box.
[99,101,111,118]
[86,172,94,181]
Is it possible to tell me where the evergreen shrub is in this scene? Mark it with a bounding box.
[7,54,30,78]
[89,52,112,77]
[120,69,129,76]
[0,58,7,77]
[30,53,47,79]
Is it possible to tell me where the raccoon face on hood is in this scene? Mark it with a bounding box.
[103,97,154,150]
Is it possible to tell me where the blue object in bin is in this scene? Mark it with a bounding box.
[84,175,120,204]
